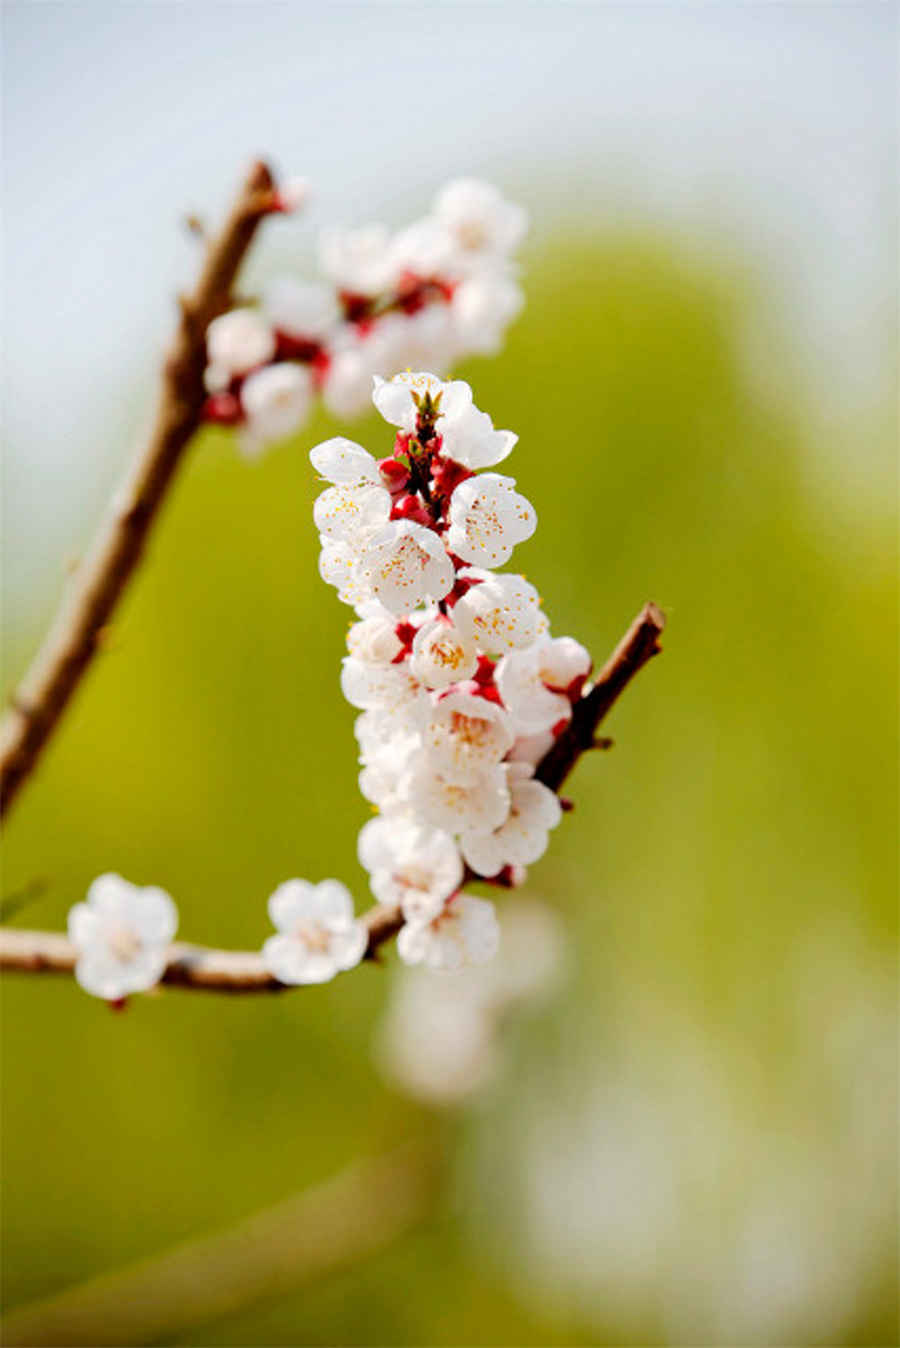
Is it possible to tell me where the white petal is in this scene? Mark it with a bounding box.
[310,437,380,485]
[311,879,356,924]
[130,887,178,944]
[262,934,337,985]
[314,484,391,542]
[67,902,100,949]
[268,879,316,932]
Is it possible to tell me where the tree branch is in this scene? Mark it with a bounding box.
[0,161,280,820]
[535,601,666,791]
[0,602,665,994]
[0,903,404,993]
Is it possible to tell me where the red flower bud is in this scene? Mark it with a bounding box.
[202,392,243,425]
[378,458,410,493]
[390,494,432,527]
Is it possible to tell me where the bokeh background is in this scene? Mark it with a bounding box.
[2,4,897,1346]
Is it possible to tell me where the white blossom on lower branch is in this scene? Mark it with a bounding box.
[308,369,596,973]
[261,879,367,985]
[67,874,178,1001]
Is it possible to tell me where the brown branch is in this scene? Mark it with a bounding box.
[0,603,664,994]
[0,903,404,994]
[534,601,666,791]
[0,161,280,820]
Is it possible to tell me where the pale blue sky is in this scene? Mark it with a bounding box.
[3,2,896,619]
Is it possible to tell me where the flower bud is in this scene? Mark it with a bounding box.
[391,493,433,527]
[378,457,410,494]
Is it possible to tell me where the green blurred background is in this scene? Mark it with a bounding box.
[3,232,897,1345]
[3,5,897,1346]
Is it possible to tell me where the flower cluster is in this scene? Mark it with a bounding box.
[202,179,526,457]
[311,370,593,971]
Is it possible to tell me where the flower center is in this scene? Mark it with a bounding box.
[293,921,331,954]
[457,219,488,250]
[106,922,141,963]
[449,711,490,747]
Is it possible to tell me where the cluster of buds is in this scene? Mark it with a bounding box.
[202,179,527,457]
[311,370,593,972]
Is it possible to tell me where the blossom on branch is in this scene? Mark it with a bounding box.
[308,370,595,972]
[67,874,178,1001]
[261,879,367,985]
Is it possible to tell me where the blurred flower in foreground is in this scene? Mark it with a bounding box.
[376,898,567,1104]
[67,874,178,1001]
[465,916,897,1347]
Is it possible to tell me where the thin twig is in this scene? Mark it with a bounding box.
[0,1139,438,1347]
[535,601,666,791]
[0,161,280,819]
[0,603,665,994]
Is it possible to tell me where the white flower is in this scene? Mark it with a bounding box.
[318,224,397,295]
[362,520,454,615]
[460,763,562,877]
[347,615,404,665]
[433,179,528,268]
[376,968,497,1103]
[313,482,391,543]
[402,760,510,835]
[376,898,565,1103]
[318,537,373,607]
[358,762,407,813]
[205,308,275,377]
[340,657,427,721]
[450,270,524,354]
[409,615,478,689]
[240,363,312,456]
[438,404,518,470]
[453,569,548,654]
[495,636,592,733]
[310,437,380,486]
[67,873,178,1001]
[397,894,500,970]
[423,690,514,784]
[261,879,366,985]
[263,278,340,340]
[321,339,381,420]
[358,816,463,921]
[321,318,415,419]
[446,473,537,568]
[372,372,514,470]
[372,370,472,435]
[395,305,459,376]
[389,217,460,279]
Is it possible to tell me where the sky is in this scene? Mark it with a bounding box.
[2,1,897,621]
